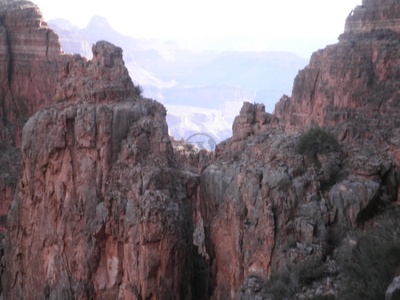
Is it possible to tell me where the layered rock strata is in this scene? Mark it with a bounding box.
[274,0,400,163]
[0,0,61,144]
[0,0,136,145]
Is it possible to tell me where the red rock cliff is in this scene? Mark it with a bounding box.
[0,0,136,145]
[2,0,400,299]
[1,1,192,299]
[0,0,138,235]
[274,0,400,161]
[4,99,193,299]
[0,0,60,144]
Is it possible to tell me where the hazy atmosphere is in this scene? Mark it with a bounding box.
[30,0,363,142]
[33,0,361,58]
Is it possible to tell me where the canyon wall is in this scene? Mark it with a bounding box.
[1,0,400,299]
[1,1,192,299]
[196,103,396,299]
[0,0,60,144]
[3,99,193,299]
[274,0,400,163]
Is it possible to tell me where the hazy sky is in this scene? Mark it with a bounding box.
[32,0,362,57]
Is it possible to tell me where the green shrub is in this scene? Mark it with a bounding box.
[296,126,339,160]
[336,208,400,300]
[264,256,326,300]
[264,269,297,300]
[133,84,143,96]
[295,256,326,285]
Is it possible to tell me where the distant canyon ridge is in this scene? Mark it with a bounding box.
[48,16,308,142]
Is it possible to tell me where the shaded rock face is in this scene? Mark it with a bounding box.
[196,103,397,299]
[0,142,20,232]
[2,0,400,299]
[0,1,191,299]
[4,99,192,299]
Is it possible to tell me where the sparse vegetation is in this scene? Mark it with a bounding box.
[295,256,326,286]
[264,268,297,300]
[263,256,327,300]
[296,126,339,160]
[336,208,400,300]
[55,98,66,103]
[284,236,297,249]
[133,84,143,97]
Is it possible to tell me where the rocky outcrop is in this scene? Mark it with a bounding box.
[0,0,141,235]
[345,0,400,34]
[0,0,138,146]
[0,0,61,144]
[192,102,397,299]
[386,276,400,300]
[54,41,136,104]
[2,0,400,299]
[274,0,400,163]
[3,99,193,299]
[1,1,191,299]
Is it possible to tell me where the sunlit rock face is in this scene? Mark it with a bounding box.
[274,0,400,160]
[0,0,139,245]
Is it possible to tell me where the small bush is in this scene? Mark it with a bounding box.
[133,84,143,97]
[296,126,339,160]
[337,208,400,300]
[295,256,326,285]
[262,256,329,299]
[264,269,297,300]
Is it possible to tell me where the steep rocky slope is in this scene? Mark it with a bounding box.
[194,103,397,299]
[0,0,137,235]
[4,99,193,299]
[274,0,400,166]
[0,0,60,144]
[1,1,192,299]
[1,0,400,299]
